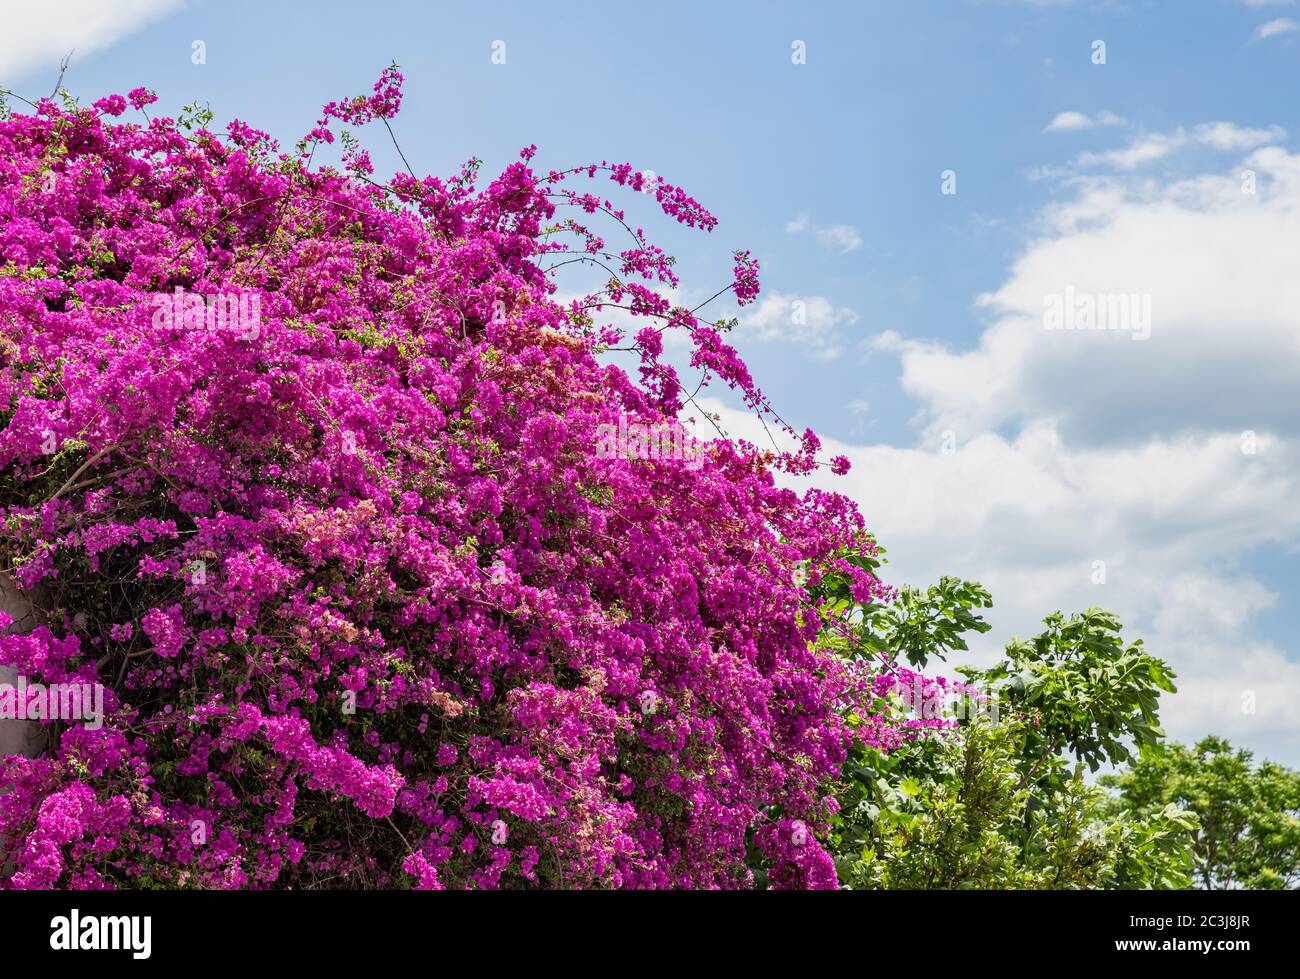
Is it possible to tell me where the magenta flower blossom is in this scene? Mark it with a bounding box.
[0,69,883,889]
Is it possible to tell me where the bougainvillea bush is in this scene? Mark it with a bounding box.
[0,70,914,889]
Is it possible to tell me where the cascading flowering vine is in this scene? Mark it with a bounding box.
[0,69,905,890]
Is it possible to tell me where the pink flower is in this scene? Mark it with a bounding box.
[0,68,884,890]
[126,87,157,110]
[93,94,128,117]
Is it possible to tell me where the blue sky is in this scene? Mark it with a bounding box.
[4,0,1300,764]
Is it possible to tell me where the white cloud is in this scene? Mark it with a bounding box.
[891,142,1300,444]
[1256,17,1299,38]
[1193,121,1287,150]
[709,123,1300,762]
[1045,110,1125,132]
[786,215,863,254]
[1046,111,1094,133]
[1163,643,1300,748]
[0,0,181,84]
[1077,132,1184,169]
[738,291,857,361]
[707,400,1300,761]
[1053,123,1285,173]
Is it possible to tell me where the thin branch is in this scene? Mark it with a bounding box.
[51,51,73,98]
[47,443,116,503]
[381,117,417,181]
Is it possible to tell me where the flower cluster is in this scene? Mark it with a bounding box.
[0,72,885,889]
[845,661,987,753]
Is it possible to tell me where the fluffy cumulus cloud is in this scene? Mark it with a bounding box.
[1055,122,1287,171]
[737,290,858,361]
[711,402,1300,762]
[886,144,1300,445]
[1255,17,1299,39]
[1044,110,1124,132]
[786,215,863,253]
[713,122,1300,763]
[0,0,180,82]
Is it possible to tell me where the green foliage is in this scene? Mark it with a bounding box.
[828,579,1198,889]
[841,718,1031,889]
[840,716,1197,889]
[1102,736,1300,889]
[859,576,993,668]
[984,608,1178,777]
[177,100,216,133]
[820,568,995,866]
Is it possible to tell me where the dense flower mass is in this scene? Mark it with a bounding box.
[849,663,984,752]
[0,72,905,889]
